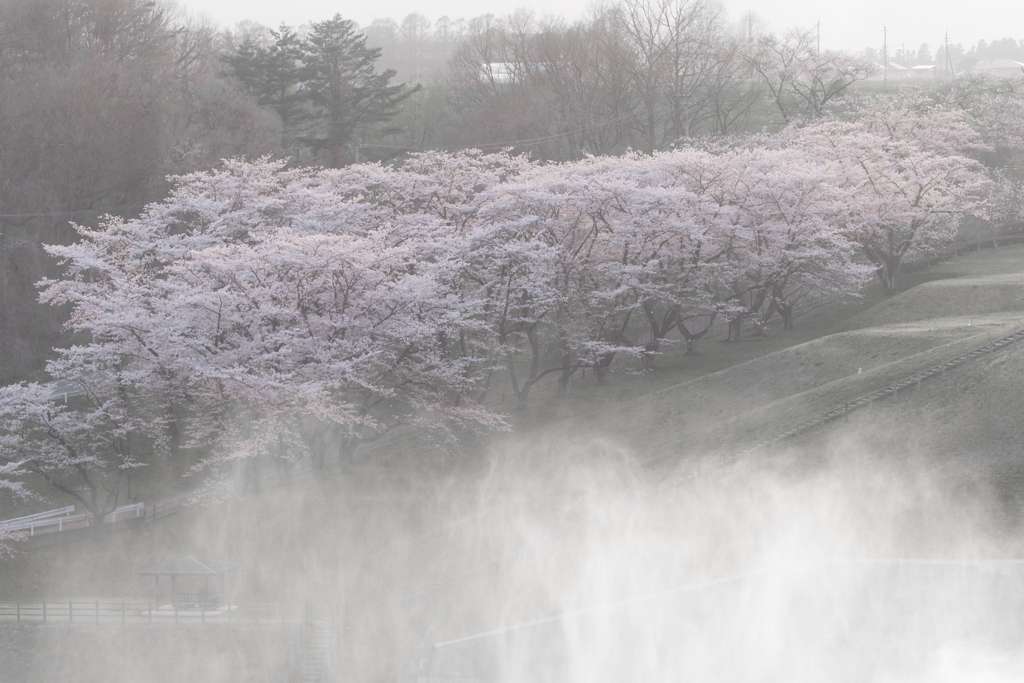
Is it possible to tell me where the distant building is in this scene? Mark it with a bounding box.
[480,62,517,84]
[909,64,937,79]
[865,62,912,81]
[972,59,1024,79]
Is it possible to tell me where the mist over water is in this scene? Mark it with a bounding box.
[3,418,1024,682]
[406,432,1024,683]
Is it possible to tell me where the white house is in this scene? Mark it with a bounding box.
[865,62,912,81]
[972,59,1024,79]
[909,64,937,79]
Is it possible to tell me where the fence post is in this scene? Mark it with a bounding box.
[122,601,125,624]
[95,600,99,623]
[16,602,19,622]
[68,601,72,623]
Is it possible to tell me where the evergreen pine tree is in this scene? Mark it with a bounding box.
[301,14,419,167]
[222,24,309,155]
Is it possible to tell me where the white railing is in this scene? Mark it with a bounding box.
[0,505,76,534]
[0,502,145,536]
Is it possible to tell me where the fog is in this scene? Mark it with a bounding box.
[402,433,1024,683]
[184,0,1012,54]
[6,418,1024,682]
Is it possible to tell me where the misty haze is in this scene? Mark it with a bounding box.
[3,1,1024,682]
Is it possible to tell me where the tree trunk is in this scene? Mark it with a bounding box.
[557,346,575,397]
[167,416,180,460]
[879,267,897,295]
[686,339,698,354]
[516,387,532,411]
[511,327,543,411]
[243,457,261,494]
[335,436,360,472]
[642,339,660,371]
[780,305,794,330]
[727,315,744,341]
[594,349,616,385]
[275,435,291,484]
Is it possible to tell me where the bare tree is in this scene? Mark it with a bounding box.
[741,27,875,125]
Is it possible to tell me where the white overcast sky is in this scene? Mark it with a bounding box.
[183,0,1020,54]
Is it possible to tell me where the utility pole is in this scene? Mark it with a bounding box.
[747,13,754,80]
[684,93,691,138]
[945,31,955,77]
[883,26,888,90]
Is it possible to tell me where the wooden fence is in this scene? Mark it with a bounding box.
[0,600,304,625]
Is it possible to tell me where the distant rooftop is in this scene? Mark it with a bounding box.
[975,59,1024,70]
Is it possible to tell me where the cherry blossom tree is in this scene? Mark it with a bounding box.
[0,366,155,532]
[724,142,871,332]
[600,148,733,361]
[40,157,506,481]
[27,120,989,489]
[800,101,989,294]
[940,77,1024,234]
[0,456,29,554]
